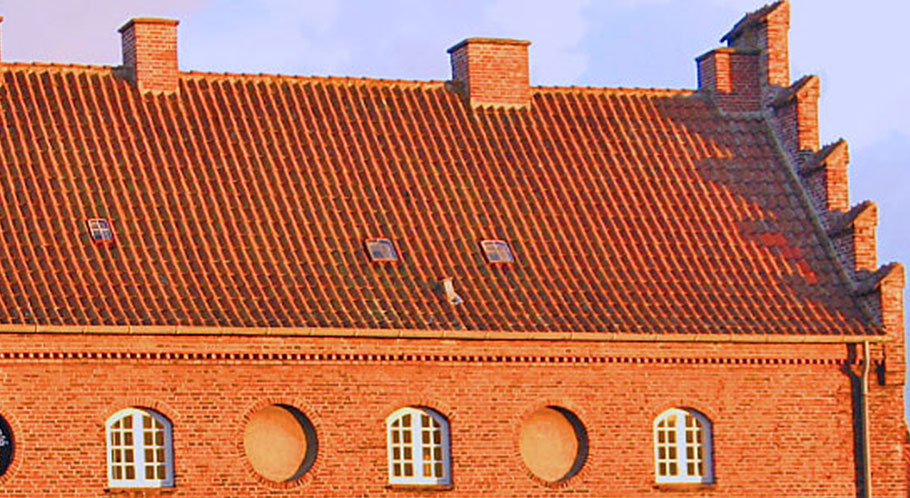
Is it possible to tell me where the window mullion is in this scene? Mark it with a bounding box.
[676,414,686,479]
[412,412,425,480]
[133,414,146,483]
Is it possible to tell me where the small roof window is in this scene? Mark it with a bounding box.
[365,238,398,262]
[481,239,514,264]
[87,218,115,244]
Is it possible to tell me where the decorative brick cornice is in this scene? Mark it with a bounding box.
[0,324,883,342]
[0,350,849,366]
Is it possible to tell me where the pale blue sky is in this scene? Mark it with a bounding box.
[0,0,907,333]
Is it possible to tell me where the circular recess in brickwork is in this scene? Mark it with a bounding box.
[0,415,12,477]
[519,406,587,483]
[243,405,317,482]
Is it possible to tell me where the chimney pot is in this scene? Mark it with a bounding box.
[119,17,179,94]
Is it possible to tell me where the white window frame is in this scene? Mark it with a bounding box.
[480,239,514,263]
[365,238,399,262]
[87,218,115,243]
[653,408,713,484]
[386,407,451,486]
[106,408,174,488]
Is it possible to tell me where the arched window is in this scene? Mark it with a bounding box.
[653,408,713,484]
[386,407,451,485]
[106,408,174,488]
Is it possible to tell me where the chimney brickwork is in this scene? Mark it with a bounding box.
[448,38,531,109]
[119,18,179,94]
[696,48,761,112]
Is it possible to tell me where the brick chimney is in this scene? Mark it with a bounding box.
[119,18,179,94]
[448,38,531,109]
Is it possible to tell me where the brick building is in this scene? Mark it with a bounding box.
[0,1,905,496]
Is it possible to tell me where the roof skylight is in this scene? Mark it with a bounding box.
[481,239,514,264]
[87,218,115,245]
[365,238,398,262]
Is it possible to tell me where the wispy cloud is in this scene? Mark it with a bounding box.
[482,0,592,83]
[0,0,207,64]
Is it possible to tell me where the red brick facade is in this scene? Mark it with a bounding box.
[0,334,900,497]
[0,1,904,496]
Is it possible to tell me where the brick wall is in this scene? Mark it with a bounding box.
[0,334,904,497]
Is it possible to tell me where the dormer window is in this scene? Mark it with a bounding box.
[480,240,514,264]
[87,218,115,245]
[365,238,398,262]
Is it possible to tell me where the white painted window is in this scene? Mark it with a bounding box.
[654,408,712,484]
[106,408,174,488]
[386,407,451,486]
[87,218,115,244]
[480,239,514,263]
[365,238,398,262]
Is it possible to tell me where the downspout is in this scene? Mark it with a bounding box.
[862,340,872,498]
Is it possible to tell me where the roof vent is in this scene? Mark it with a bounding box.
[442,278,464,306]
[481,240,514,264]
[87,218,115,245]
[365,238,398,262]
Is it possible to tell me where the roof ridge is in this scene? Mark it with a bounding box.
[0,62,702,96]
[180,70,448,88]
[1,61,116,74]
[532,85,695,96]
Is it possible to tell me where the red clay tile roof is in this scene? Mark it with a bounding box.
[0,62,873,336]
